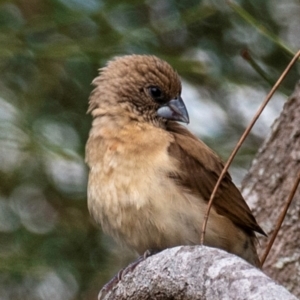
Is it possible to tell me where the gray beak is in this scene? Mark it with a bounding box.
[156,96,189,124]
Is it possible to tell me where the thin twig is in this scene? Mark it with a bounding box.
[241,49,275,87]
[227,0,295,57]
[260,172,300,267]
[200,50,300,245]
[241,49,290,96]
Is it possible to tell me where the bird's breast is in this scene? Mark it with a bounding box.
[86,123,188,251]
[86,121,254,262]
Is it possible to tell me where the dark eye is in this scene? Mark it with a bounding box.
[148,86,163,101]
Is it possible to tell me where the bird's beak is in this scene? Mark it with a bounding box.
[156,96,189,124]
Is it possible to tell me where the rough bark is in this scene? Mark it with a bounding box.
[101,82,300,300]
[242,81,300,296]
[102,246,297,300]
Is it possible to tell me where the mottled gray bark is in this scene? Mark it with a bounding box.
[103,246,297,300]
[242,81,300,297]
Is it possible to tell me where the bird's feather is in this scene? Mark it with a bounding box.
[167,121,265,236]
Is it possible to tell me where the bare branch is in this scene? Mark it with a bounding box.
[242,80,300,296]
[103,246,297,300]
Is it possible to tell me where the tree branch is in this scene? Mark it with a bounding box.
[242,80,300,297]
[103,246,297,300]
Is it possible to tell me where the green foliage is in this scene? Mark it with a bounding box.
[0,0,298,299]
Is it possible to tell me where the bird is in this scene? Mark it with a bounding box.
[85,54,265,268]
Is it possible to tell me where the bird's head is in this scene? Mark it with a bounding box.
[88,55,189,125]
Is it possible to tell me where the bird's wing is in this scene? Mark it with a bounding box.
[166,121,265,236]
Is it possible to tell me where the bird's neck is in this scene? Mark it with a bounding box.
[89,114,130,139]
[90,106,166,138]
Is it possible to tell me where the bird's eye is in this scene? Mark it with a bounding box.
[148,86,163,101]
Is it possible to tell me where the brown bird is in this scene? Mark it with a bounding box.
[86,54,265,268]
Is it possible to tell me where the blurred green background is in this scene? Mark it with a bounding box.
[0,0,299,299]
